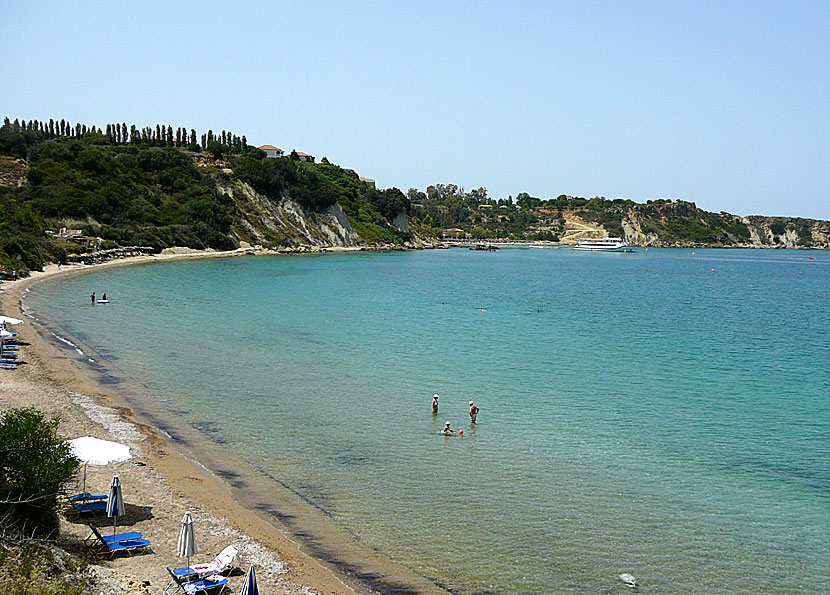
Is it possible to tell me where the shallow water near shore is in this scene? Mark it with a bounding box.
[26,248,830,593]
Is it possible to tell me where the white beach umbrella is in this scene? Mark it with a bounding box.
[106,475,126,535]
[177,511,198,572]
[239,565,259,595]
[67,437,131,502]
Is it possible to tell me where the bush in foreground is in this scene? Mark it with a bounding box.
[0,408,79,536]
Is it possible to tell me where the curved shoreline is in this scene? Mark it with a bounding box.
[0,249,447,595]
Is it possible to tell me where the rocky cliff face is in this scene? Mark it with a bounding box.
[742,215,830,249]
[219,179,413,249]
[615,201,829,249]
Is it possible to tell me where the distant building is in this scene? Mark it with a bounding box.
[258,145,284,158]
[358,175,376,188]
[442,228,465,238]
[295,151,315,163]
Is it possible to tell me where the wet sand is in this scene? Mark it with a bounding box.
[0,250,446,595]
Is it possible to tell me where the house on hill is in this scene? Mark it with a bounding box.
[294,151,315,163]
[358,175,376,188]
[258,145,284,158]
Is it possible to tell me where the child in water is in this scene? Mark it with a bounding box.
[442,421,456,434]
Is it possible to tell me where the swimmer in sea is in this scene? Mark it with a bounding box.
[469,401,480,424]
[442,421,456,434]
[432,394,439,414]
[90,292,95,305]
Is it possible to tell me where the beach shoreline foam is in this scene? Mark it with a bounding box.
[0,248,446,595]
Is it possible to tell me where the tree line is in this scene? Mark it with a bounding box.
[2,116,248,157]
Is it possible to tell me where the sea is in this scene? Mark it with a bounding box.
[24,247,830,593]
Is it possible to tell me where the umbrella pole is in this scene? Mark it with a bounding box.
[82,463,87,503]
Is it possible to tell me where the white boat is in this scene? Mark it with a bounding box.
[573,237,629,251]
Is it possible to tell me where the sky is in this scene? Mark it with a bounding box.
[2,1,828,219]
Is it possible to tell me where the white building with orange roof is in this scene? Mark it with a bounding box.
[258,144,284,158]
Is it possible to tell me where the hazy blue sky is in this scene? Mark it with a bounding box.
[3,1,828,218]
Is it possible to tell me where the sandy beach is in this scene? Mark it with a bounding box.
[0,249,445,595]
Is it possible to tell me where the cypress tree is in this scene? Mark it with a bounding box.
[122,124,128,144]
[241,135,247,148]
[167,125,173,146]
[49,119,55,135]
[3,117,9,127]
[191,129,197,147]
[13,118,20,132]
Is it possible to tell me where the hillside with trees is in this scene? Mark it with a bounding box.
[0,117,413,274]
[406,185,830,249]
[1,116,828,275]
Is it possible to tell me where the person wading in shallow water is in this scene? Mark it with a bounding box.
[90,292,96,305]
[432,394,439,414]
[469,401,480,424]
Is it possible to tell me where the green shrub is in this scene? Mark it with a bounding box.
[0,408,79,536]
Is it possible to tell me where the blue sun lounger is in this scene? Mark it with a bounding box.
[87,524,151,559]
[69,499,108,514]
[165,567,228,594]
[69,493,107,502]
[0,361,18,369]
[84,522,143,548]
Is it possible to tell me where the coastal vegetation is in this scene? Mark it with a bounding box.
[1,116,827,274]
[0,118,411,273]
[0,408,79,535]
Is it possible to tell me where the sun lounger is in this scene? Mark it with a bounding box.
[83,522,143,548]
[87,524,151,559]
[164,567,228,594]
[67,499,108,514]
[69,493,107,502]
[0,361,18,369]
[170,545,238,580]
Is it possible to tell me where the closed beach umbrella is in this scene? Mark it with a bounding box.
[0,328,12,357]
[239,565,259,595]
[177,511,198,572]
[67,437,131,502]
[106,475,126,535]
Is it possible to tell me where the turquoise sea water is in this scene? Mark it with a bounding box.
[26,248,830,593]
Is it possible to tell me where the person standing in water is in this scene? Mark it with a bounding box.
[90,292,96,305]
[469,401,480,424]
[432,394,439,414]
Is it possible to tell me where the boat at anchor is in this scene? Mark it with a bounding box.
[573,237,630,251]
